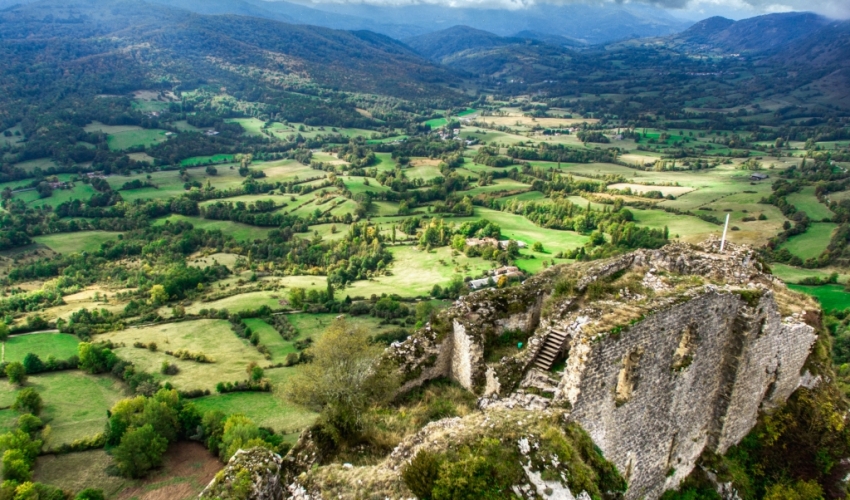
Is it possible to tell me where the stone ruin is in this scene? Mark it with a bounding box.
[204,238,822,499]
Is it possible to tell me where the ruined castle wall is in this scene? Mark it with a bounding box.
[715,293,819,452]
[449,320,478,390]
[557,291,816,500]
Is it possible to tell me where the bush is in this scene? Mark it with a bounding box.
[284,352,301,367]
[160,361,179,375]
[402,450,442,499]
[12,389,43,415]
[17,414,44,435]
[22,353,44,375]
[5,361,27,385]
[75,489,106,500]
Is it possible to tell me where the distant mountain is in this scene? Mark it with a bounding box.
[290,2,691,44]
[511,31,586,48]
[0,0,458,99]
[403,25,579,83]
[775,20,850,68]
[406,26,514,62]
[668,12,829,54]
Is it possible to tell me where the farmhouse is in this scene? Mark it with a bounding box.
[750,172,769,181]
[465,236,499,247]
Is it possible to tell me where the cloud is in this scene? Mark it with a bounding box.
[302,0,850,18]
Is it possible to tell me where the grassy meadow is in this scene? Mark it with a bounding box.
[0,372,125,448]
[33,231,122,254]
[99,319,268,392]
[3,332,79,363]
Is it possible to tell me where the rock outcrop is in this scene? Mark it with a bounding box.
[205,239,821,499]
[200,447,284,500]
[385,239,819,499]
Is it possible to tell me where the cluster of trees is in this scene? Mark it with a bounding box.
[104,388,285,478]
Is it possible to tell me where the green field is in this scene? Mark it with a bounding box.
[192,390,316,437]
[106,128,169,151]
[780,222,837,260]
[99,319,268,392]
[13,158,59,173]
[454,208,588,252]
[4,332,79,363]
[180,154,235,166]
[787,284,850,312]
[153,214,274,241]
[242,318,294,359]
[787,186,834,221]
[771,264,849,284]
[424,117,448,128]
[9,179,100,209]
[34,231,122,254]
[0,372,125,448]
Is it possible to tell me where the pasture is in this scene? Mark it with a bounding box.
[0,372,125,448]
[3,332,79,363]
[152,214,275,241]
[192,390,316,438]
[107,128,169,151]
[15,183,99,209]
[344,245,493,297]
[33,231,122,254]
[34,442,220,499]
[13,158,59,173]
[99,319,268,391]
[180,154,235,166]
[771,263,849,284]
[787,186,834,221]
[83,121,143,134]
[607,183,694,197]
[780,222,837,260]
[787,284,850,313]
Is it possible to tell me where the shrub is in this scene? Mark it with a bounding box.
[21,353,44,375]
[284,353,300,367]
[6,361,27,385]
[75,489,106,500]
[402,450,442,499]
[12,389,43,415]
[160,361,179,375]
[17,414,44,435]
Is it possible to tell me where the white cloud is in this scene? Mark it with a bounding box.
[301,0,850,19]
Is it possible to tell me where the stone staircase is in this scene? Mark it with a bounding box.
[533,327,569,370]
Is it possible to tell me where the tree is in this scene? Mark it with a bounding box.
[149,285,168,305]
[12,389,42,415]
[1,449,31,483]
[5,362,26,385]
[531,241,543,252]
[77,343,116,374]
[0,323,8,343]
[0,429,42,464]
[113,424,168,478]
[284,319,399,444]
[21,353,44,375]
[219,414,266,461]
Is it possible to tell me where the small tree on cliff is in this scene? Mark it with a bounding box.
[284,319,399,445]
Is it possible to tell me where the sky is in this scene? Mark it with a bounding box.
[297,0,850,20]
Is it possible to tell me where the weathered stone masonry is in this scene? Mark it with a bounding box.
[556,289,816,499]
[386,240,820,499]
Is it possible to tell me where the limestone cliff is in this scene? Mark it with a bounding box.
[205,239,822,499]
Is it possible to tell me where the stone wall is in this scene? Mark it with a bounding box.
[554,290,817,499]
